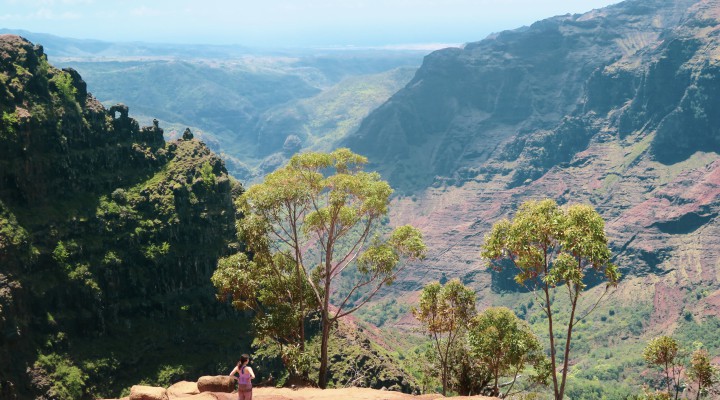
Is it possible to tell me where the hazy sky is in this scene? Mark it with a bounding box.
[1,0,621,47]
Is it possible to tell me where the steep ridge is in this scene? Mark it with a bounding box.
[0,35,241,399]
[346,0,698,191]
[345,0,720,388]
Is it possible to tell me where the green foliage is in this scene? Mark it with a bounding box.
[644,336,683,399]
[468,307,548,396]
[0,42,242,399]
[212,250,316,380]
[49,71,77,103]
[480,199,619,400]
[355,298,408,327]
[199,161,216,187]
[563,375,637,399]
[643,336,679,368]
[35,353,88,400]
[675,317,720,354]
[1,110,19,139]
[143,242,171,262]
[156,364,188,387]
[687,347,719,399]
[413,279,475,395]
[220,148,425,388]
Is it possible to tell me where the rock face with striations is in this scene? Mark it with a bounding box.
[345,0,720,357]
[0,35,241,399]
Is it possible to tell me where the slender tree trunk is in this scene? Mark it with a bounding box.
[558,287,579,399]
[503,371,519,399]
[318,308,330,388]
[544,285,560,399]
[494,368,500,397]
[665,360,672,398]
[441,364,447,396]
[318,241,333,389]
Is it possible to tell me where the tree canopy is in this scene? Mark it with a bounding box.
[413,279,476,396]
[213,148,425,388]
[468,307,549,398]
[481,199,619,400]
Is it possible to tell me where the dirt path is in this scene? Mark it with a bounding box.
[208,387,495,400]
[112,381,497,400]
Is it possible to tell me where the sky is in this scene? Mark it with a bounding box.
[0,0,621,48]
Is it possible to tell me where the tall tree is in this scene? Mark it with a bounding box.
[468,307,549,398]
[643,336,682,400]
[687,347,718,400]
[216,148,425,388]
[413,279,476,395]
[481,199,620,400]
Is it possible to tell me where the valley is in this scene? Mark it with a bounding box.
[3,0,720,398]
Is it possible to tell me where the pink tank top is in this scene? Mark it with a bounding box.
[238,366,251,387]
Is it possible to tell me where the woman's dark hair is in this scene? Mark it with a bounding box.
[237,354,250,368]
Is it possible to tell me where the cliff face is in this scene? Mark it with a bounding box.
[346,0,703,191]
[0,35,240,399]
[345,0,720,368]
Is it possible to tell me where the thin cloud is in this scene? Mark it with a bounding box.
[0,8,81,20]
[131,6,168,18]
[35,8,81,20]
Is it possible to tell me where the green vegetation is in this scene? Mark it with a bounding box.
[413,280,549,398]
[414,279,476,395]
[355,298,409,327]
[49,70,77,103]
[59,57,419,180]
[468,307,549,397]
[687,348,718,399]
[481,199,620,400]
[1,110,19,138]
[0,37,242,399]
[213,148,425,389]
[644,336,681,399]
[642,336,720,399]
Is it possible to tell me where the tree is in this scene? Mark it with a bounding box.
[448,339,492,396]
[480,199,620,400]
[468,307,549,398]
[216,148,425,388]
[212,251,317,382]
[413,279,476,395]
[687,348,718,399]
[643,336,681,400]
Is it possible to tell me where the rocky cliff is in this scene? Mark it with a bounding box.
[346,0,720,394]
[0,35,242,399]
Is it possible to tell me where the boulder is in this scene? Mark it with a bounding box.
[197,375,235,393]
[129,385,168,400]
[167,381,199,397]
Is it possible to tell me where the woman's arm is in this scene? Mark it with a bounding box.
[246,366,256,379]
[228,366,238,376]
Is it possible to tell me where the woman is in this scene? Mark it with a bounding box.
[229,354,255,400]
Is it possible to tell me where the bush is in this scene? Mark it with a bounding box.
[50,71,77,103]
[35,353,88,400]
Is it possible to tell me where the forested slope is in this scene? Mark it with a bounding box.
[0,34,242,399]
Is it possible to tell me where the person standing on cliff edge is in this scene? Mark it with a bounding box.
[229,354,255,400]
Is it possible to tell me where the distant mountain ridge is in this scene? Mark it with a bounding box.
[2,29,425,182]
[0,28,255,59]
